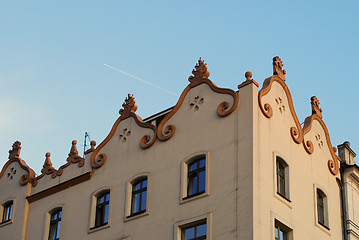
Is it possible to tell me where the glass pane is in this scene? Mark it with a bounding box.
[135,182,141,191]
[58,210,62,218]
[199,159,205,168]
[56,220,61,239]
[185,227,195,240]
[8,204,13,220]
[279,176,285,195]
[280,230,284,240]
[104,204,109,223]
[99,195,105,204]
[48,223,56,240]
[198,170,205,192]
[133,193,140,213]
[141,191,147,211]
[189,162,197,171]
[197,223,207,236]
[190,176,197,195]
[282,230,288,240]
[105,193,110,202]
[142,179,147,188]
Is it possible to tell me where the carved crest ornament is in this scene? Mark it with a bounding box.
[258,57,339,176]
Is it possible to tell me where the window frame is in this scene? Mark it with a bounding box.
[274,219,292,240]
[88,187,112,233]
[48,208,62,240]
[181,152,210,204]
[174,212,212,240]
[94,190,110,228]
[125,173,151,221]
[1,200,14,224]
[43,206,64,240]
[316,188,329,229]
[274,156,291,203]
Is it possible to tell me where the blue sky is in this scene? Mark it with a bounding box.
[1,1,358,173]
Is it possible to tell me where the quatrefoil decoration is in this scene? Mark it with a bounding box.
[190,96,204,112]
[275,97,285,113]
[7,167,17,180]
[119,128,131,143]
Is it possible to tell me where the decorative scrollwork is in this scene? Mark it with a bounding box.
[303,140,314,154]
[91,153,107,169]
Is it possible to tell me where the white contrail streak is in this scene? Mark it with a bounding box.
[104,64,177,97]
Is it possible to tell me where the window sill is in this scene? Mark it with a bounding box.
[181,191,209,205]
[124,211,149,222]
[88,223,110,234]
[315,221,331,236]
[274,193,292,209]
[0,220,12,227]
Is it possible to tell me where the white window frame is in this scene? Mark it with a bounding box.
[180,152,210,204]
[42,205,65,240]
[88,187,112,233]
[273,152,291,208]
[124,173,151,222]
[0,198,15,227]
[314,185,330,233]
[174,212,212,240]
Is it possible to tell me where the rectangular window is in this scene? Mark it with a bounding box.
[276,157,289,200]
[274,220,291,240]
[2,201,13,223]
[182,221,207,240]
[317,188,329,229]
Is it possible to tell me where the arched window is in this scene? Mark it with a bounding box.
[95,191,110,227]
[131,177,147,215]
[48,208,62,240]
[187,157,206,197]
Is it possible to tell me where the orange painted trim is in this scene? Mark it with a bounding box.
[91,113,157,168]
[258,75,303,144]
[0,157,35,185]
[26,171,93,203]
[157,78,239,141]
[302,114,340,176]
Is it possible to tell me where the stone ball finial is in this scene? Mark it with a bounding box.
[46,152,51,157]
[72,140,77,145]
[90,140,96,150]
[245,71,252,81]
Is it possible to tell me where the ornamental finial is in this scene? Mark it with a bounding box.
[273,56,286,81]
[41,152,56,174]
[119,94,138,118]
[311,96,322,118]
[8,141,21,160]
[188,58,210,82]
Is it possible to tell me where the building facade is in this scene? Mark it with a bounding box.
[0,57,346,239]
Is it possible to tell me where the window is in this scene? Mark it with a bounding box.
[274,220,291,240]
[94,191,110,228]
[174,213,212,240]
[181,153,209,203]
[131,178,147,215]
[317,188,329,228]
[1,201,13,223]
[125,173,151,220]
[276,157,289,200]
[187,157,206,198]
[182,221,207,240]
[48,209,62,240]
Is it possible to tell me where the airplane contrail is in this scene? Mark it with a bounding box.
[104,64,177,97]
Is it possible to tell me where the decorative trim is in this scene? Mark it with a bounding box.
[0,141,35,185]
[258,74,303,144]
[91,94,157,168]
[302,97,339,176]
[32,153,57,186]
[56,140,85,176]
[238,71,259,89]
[27,171,93,203]
[157,58,238,141]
